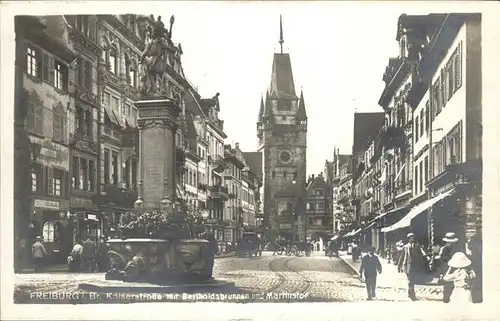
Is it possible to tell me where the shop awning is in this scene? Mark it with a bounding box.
[104,107,120,126]
[350,228,362,237]
[372,205,410,222]
[362,220,377,231]
[381,189,455,233]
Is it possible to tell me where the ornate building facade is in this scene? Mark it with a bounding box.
[14,16,76,266]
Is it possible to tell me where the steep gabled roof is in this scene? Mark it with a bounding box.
[352,112,385,155]
[242,152,263,181]
[306,175,327,193]
[268,53,298,100]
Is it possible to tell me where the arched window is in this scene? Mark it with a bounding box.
[53,103,66,143]
[42,221,55,242]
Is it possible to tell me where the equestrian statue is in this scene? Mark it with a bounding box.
[139,15,175,96]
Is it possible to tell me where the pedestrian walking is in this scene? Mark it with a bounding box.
[82,237,96,272]
[359,247,382,300]
[397,232,429,301]
[32,236,48,273]
[442,252,476,303]
[438,232,459,303]
[69,240,83,272]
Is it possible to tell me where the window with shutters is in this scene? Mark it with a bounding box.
[52,168,64,196]
[52,104,66,143]
[415,116,419,143]
[419,160,423,194]
[448,136,456,165]
[455,42,462,91]
[414,165,418,193]
[424,156,429,184]
[419,109,424,138]
[53,60,66,91]
[425,101,430,132]
[26,46,39,77]
[75,105,92,138]
[27,102,43,135]
[433,79,442,117]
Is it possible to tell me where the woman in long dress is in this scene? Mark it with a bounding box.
[442,251,476,303]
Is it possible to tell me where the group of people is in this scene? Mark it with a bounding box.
[358,231,482,303]
[68,236,110,273]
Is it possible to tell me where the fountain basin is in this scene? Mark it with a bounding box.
[105,238,210,283]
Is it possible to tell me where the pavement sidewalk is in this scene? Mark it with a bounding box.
[339,251,440,288]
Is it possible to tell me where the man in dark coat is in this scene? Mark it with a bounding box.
[201,228,218,279]
[359,247,382,300]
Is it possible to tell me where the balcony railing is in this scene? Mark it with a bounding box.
[395,180,413,198]
[209,154,227,172]
[209,184,228,200]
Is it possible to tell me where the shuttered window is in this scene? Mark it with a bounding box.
[53,104,65,142]
[455,42,462,90]
[27,46,39,77]
[27,103,43,135]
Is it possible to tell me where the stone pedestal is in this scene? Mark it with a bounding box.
[134,96,181,210]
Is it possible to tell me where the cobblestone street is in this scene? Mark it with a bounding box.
[15,252,442,302]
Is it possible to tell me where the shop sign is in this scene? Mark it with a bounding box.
[87,214,98,221]
[206,218,219,225]
[34,199,60,210]
[279,223,292,229]
[71,196,93,207]
[29,136,69,169]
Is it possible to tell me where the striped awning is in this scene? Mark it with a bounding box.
[382,189,455,233]
[104,107,120,126]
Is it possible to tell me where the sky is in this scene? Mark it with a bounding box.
[165,2,420,176]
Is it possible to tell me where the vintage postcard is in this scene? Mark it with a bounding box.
[1,1,499,320]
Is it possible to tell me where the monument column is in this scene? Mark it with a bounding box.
[134,97,181,210]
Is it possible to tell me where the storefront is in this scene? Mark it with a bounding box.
[30,198,71,264]
[427,161,482,251]
[70,196,101,241]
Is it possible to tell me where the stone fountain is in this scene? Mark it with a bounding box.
[78,16,234,294]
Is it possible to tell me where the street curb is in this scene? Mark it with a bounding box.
[338,256,363,281]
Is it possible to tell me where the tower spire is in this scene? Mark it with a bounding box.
[279,14,284,54]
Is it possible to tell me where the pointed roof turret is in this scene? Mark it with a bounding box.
[263,90,273,120]
[297,88,307,121]
[258,93,265,121]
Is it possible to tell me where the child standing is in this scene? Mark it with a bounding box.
[359,247,382,300]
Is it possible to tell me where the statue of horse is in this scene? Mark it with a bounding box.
[139,35,168,96]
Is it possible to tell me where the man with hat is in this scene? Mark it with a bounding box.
[397,232,429,301]
[32,236,48,273]
[438,232,459,303]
